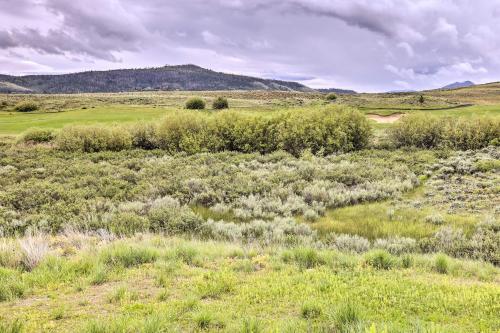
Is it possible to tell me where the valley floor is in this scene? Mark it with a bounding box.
[0,90,498,332]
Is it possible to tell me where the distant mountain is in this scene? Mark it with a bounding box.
[386,90,417,93]
[440,81,475,90]
[317,88,357,94]
[0,65,314,94]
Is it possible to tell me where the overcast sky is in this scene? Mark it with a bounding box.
[1,0,499,92]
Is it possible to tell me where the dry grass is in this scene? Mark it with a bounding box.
[19,233,49,271]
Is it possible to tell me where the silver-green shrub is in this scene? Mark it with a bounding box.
[373,237,417,255]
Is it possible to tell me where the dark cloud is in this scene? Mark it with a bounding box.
[0,0,38,15]
[0,0,146,61]
[0,0,499,91]
[0,28,123,61]
[285,2,396,38]
[0,31,17,48]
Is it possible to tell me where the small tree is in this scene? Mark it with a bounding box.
[185,97,206,110]
[212,97,229,110]
[325,93,337,102]
[14,101,39,112]
[418,95,425,104]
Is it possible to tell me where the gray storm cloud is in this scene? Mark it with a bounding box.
[0,0,498,91]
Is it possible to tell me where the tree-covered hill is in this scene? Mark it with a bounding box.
[0,65,314,93]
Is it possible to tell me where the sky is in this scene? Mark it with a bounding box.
[1,0,500,92]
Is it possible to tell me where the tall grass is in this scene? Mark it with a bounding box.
[100,243,159,268]
[19,234,49,271]
[0,319,24,333]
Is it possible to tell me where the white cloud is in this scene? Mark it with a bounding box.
[394,80,411,89]
[434,17,458,43]
[397,42,414,57]
[449,62,487,75]
[202,31,223,46]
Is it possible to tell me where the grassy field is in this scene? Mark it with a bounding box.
[0,87,498,332]
[0,92,323,135]
[1,88,500,135]
[0,106,168,135]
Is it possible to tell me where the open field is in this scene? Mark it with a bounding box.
[1,87,500,135]
[0,87,499,332]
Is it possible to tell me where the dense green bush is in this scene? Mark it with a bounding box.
[212,97,229,110]
[155,112,218,154]
[390,114,500,149]
[17,128,55,144]
[325,93,337,101]
[128,122,158,150]
[14,101,39,112]
[56,125,132,152]
[185,97,206,110]
[153,107,371,156]
[275,108,371,155]
[109,212,150,236]
[53,107,371,155]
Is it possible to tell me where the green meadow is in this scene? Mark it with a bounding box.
[0,88,498,332]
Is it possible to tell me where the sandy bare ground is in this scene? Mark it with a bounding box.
[366,113,404,123]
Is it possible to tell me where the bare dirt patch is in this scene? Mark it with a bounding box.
[367,113,404,123]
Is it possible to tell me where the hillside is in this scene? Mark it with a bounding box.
[317,88,357,94]
[0,65,314,94]
[440,81,475,90]
[427,81,500,104]
[0,81,33,93]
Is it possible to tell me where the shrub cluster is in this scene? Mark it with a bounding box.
[56,125,132,152]
[325,93,337,101]
[389,114,499,150]
[0,149,421,237]
[185,97,206,110]
[52,107,372,155]
[212,97,229,110]
[14,101,39,112]
[200,218,316,246]
[421,221,500,265]
[153,107,371,156]
[17,128,55,144]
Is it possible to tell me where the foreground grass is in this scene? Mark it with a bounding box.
[0,236,498,332]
